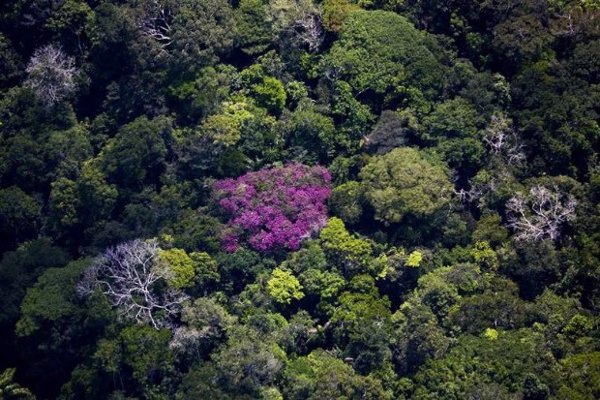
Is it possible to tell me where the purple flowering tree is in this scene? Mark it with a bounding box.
[213,163,332,252]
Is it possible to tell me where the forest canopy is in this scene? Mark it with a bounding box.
[0,0,600,399]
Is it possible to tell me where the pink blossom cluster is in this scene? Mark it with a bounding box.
[213,163,332,252]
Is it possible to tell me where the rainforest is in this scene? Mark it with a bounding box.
[0,0,599,399]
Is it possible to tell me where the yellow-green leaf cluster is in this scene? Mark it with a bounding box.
[267,268,305,304]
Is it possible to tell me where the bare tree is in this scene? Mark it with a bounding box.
[483,113,526,166]
[77,239,186,329]
[25,44,77,108]
[270,0,324,52]
[455,114,526,208]
[551,6,600,38]
[454,185,485,204]
[138,0,173,48]
[506,185,577,241]
[286,12,324,52]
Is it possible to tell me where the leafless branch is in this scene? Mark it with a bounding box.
[270,0,324,53]
[452,169,487,205]
[483,113,526,166]
[25,44,78,108]
[77,239,186,329]
[138,0,173,48]
[285,12,324,52]
[506,185,577,241]
[454,185,486,204]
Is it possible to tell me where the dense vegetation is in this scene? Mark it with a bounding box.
[0,0,599,399]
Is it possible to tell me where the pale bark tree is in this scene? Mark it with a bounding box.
[286,12,324,52]
[551,5,600,38]
[269,0,324,52]
[77,239,186,329]
[506,185,577,241]
[454,185,485,204]
[456,114,526,207]
[138,0,173,48]
[25,44,77,108]
[483,113,526,166]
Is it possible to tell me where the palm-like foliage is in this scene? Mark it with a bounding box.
[0,369,34,400]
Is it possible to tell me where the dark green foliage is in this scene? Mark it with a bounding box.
[101,115,172,192]
[411,329,547,399]
[324,10,447,104]
[365,110,409,155]
[235,0,272,56]
[282,349,392,400]
[168,0,237,74]
[0,33,22,87]
[330,180,364,225]
[13,258,112,397]
[279,103,337,162]
[449,275,533,333]
[212,327,284,396]
[0,239,69,327]
[0,187,41,249]
[552,352,600,400]
[16,258,90,336]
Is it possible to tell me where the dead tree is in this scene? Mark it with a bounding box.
[483,113,526,166]
[286,12,324,52]
[138,0,173,48]
[25,44,77,108]
[454,185,485,204]
[455,114,526,207]
[506,185,577,241]
[77,239,186,329]
[270,0,324,53]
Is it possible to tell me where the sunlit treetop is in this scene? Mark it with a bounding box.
[213,163,332,252]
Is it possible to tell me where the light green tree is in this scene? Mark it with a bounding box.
[319,217,373,274]
[324,10,445,98]
[201,99,255,146]
[240,65,286,115]
[158,248,196,289]
[405,250,423,268]
[267,268,304,304]
[359,147,453,224]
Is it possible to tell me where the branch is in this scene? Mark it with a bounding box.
[77,239,186,329]
[506,185,577,241]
